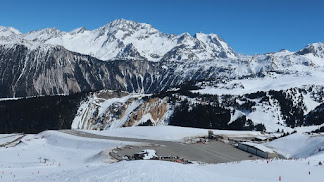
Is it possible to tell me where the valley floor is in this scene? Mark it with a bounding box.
[0,126,323,182]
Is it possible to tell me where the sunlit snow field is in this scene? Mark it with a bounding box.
[0,126,324,182]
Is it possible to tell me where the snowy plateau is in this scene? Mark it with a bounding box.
[1,19,324,181]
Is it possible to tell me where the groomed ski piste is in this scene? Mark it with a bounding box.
[1,126,324,182]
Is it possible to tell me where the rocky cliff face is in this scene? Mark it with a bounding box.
[0,44,166,97]
[72,90,173,130]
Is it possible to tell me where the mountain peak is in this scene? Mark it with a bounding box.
[192,32,237,59]
[70,26,87,34]
[101,19,154,31]
[27,27,61,35]
[279,49,289,52]
[110,18,132,25]
[309,42,324,49]
[181,32,191,36]
[194,32,219,39]
[0,26,22,36]
[296,42,324,58]
[0,19,238,61]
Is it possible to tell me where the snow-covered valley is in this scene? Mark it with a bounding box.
[1,127,324,182]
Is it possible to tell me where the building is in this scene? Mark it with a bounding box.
[208,130,214,139]
[238,142,278,159]
[208,130,223,141]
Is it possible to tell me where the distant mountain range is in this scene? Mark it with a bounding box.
[1,19,324,98]
[0,19,237,62]
[1,19,324,132]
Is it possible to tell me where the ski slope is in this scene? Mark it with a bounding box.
[13,158,324,182]
[0,131,136,181]
[1,128,324,181]
[265,132,324,158]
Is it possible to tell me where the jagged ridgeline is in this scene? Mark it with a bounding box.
[0,44,250,98]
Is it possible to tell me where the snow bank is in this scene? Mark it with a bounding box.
[82,126,261,142]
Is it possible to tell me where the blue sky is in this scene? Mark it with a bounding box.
[1,0,323,55]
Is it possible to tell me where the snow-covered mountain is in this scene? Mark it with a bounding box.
[1,40,324,98]
[1,19,324,132]
[0,19,237,61]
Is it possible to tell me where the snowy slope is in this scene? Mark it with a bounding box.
[0,130,137,181]
[265,133,324,158]
[70,85,324,133]
[194,73,324,96]
[229,86,323,132]
[11,155,324,182]
[0,129,324,182]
